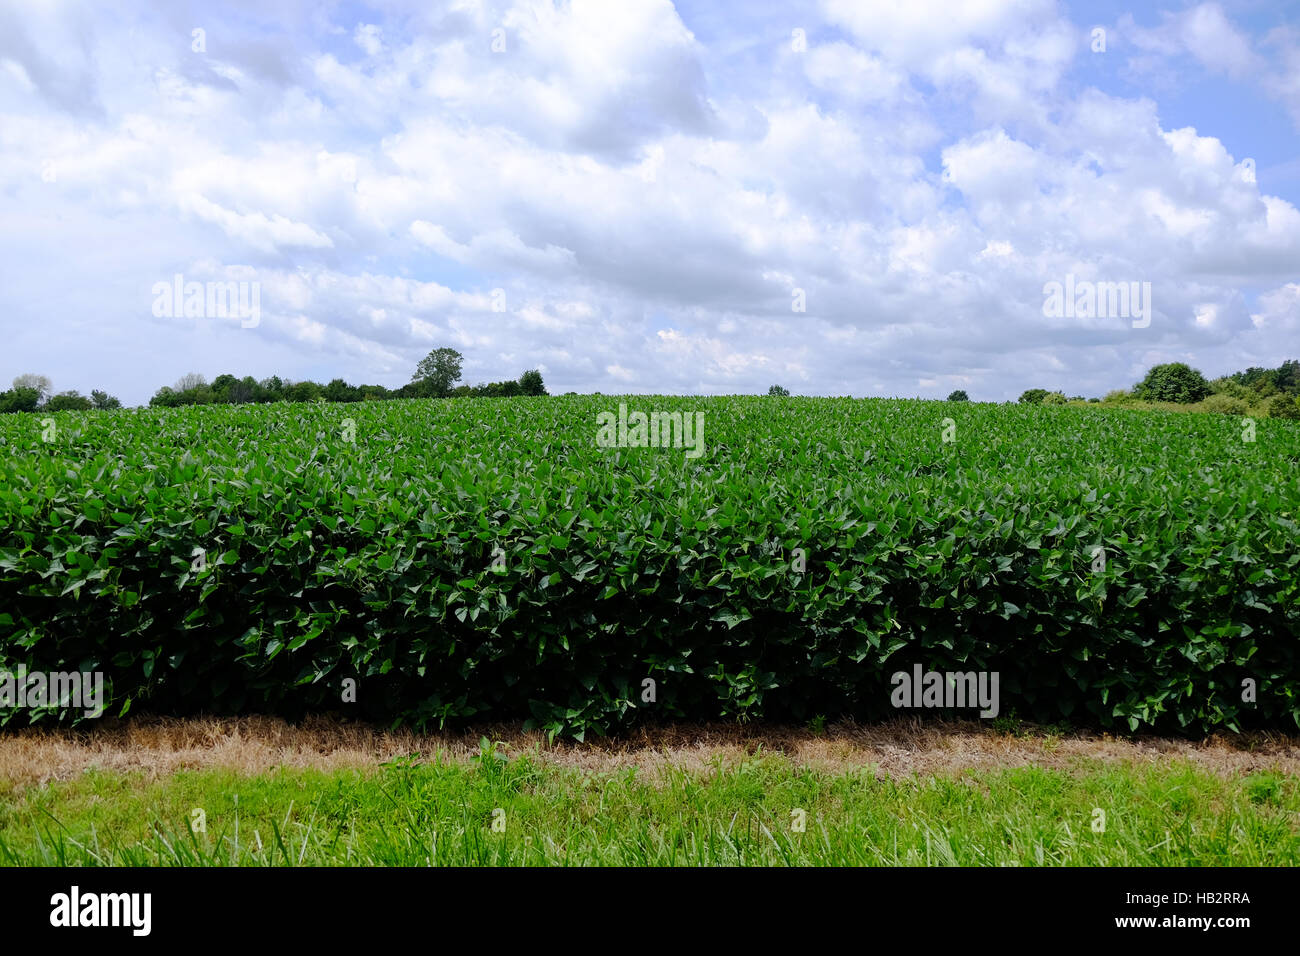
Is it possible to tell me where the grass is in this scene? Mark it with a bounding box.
[2,743,1297,866]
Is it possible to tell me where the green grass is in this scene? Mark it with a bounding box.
[2,750,1297,865]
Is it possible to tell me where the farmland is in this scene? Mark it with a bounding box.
[1,396,1297,739]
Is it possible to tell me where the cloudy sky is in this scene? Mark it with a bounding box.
[2,0,1299,405]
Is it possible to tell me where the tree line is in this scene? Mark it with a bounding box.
[146,349,546,408]
[6,354,1299,417]
[0,374,121,414]
[1007,360,1300,419]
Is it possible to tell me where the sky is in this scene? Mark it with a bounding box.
[1,0,1298,406]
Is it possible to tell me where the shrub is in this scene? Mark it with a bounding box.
[1197,393,1250,416]
[1267,394,1300,420]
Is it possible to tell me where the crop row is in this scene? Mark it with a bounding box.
[1,397,1297,737]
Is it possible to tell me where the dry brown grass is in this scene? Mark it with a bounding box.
[2,715,1299,791]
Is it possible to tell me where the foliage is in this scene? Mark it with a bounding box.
[768,385,791,397]
[1266,394,1300,420]
[1133,363,1211,404]
[44,391,93,412]
[11,375,52,402]
[412,348,464,398]
[1018,389,1049,404]
[1197,392,1251,416]
[0,388,41,414]
[946,390,969,402]
[2,397,1297,739]
[518,370,548,397]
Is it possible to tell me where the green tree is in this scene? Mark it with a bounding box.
[0,387,41,413]
[1274,359,1300,395]
[210,374,238,403]
[946,389,969,402]
[518,369,548,396]
[229,376,262,404]
[1019,388,1049,404]
[287,380,324,403]
[324,378,360,402]
[260,375,287,402]
[46,390,93,411]
[1133,363,1211,403]
[412,348,464,397]
[767,384,791,397]
[90,389,122,410]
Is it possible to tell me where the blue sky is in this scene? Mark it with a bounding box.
[1,0,1298,405]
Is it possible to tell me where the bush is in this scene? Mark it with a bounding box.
[1018,389,1049,404]
[1267,394,1300,420]
[946,390,969,402]
[1197,393,1250,416]
[1042,391,1067,405]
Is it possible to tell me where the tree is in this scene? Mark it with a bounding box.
[229,375,262,404]
[518,369,547,396]
[1019,388,1049,404]
[260,376,287,402]
[946,390,969,402]
[210,374,239,403]
[149,386,179,408]
[767,384,791,397]
[287,380,324,403]
[173,372,208,392]
[45,390,93,411]
[12,374,52,403]
[0,387,41,413]
[90,389,121,410]
[1042,391,1067,405]
[1275,359,1300,395]
[1133,363,1211,403]
[324,378,360,402]
[412,348,463,397]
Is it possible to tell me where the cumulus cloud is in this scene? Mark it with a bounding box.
[0,0,1297,405]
